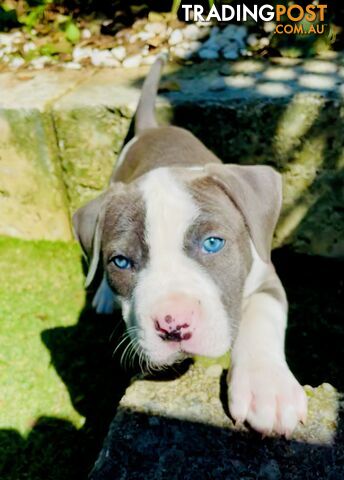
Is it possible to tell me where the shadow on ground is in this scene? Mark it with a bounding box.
[0,249,342,479]
[89,408,344,480]
[0,293,133,480]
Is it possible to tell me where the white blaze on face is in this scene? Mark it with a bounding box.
[125,167,231,366]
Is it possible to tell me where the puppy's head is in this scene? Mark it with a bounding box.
[73,165,282,367]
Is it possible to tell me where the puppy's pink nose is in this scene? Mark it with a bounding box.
[152,293,201,342]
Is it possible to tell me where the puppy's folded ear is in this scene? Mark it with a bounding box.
[205,164,282,263]
[72,191,109,288]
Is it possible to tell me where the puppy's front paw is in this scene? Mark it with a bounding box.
[228,360,307,437]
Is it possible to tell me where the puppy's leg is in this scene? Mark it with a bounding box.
[228,266,307,436]
[92,275,120,314]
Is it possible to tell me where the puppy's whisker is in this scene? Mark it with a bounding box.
[113,331,132,358]
[109,321,125,342]
[129,340,140,369]
[125,339,136,369]
[120,340,133,368]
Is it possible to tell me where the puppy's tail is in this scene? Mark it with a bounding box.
[135,53,167,134]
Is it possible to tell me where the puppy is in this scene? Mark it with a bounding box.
[73,55,307,436]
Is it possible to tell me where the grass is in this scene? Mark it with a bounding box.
[0,237,130,480]
[0,238,85,434]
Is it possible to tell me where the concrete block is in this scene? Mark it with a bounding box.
[90,361,340,479]
[0,109,72,240]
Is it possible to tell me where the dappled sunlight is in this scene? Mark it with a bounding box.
[263,65,298,81]
[231,59,265,74]
[302,59,339,74]
[273,94,324,160]
[222,74,256,88]
[298,73,338,90]
[337,148,344,170]
[274,135,327,247]
[256,81,293,97]
[148,54,343,256]
[275,194,316,248]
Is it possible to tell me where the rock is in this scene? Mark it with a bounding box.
[247,35,270,50]
[148,11,164,23]
[128,33,139,44]
[169,29,184,46]
[73,46,93,62]
[212,34,232,49]
[178,40,202,56]
[247,33,259,47]
[9,57,25,68]
[62,61,82,70]
[137,31,155,42]
[144,22,165,35]
[222,47,239,60]
[171,46,193,60]
[187,40,202,53]
[22,42,36,54]
[258,460,281,480]
[52,70,133,212]
[91,50,120,67]
[236,25,248,40]
[210,26,220,37]
[90,362,340,479]
[220,25,247,41]
[111,46,126,62]
[122,54,142,68]
[259,37,270,48]
[119,363,339,443]
[264,21,276,33]
[30,56,52,69]
[200,37,221,52]
[81,28,92,39]
[183,24,205,41]
[0,108,72,240]
[240,48,252,57]
[140,44,150,57]
[198,48,219,60]
[141,55,158,65]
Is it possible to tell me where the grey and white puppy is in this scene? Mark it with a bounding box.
[73,56,307,436]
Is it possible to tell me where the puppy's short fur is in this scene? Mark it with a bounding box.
[73,56,307,436]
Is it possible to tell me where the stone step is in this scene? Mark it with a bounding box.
[89,360,340,480]
[1,57,343,255]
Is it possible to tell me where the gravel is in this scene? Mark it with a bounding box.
[0,17,273,71]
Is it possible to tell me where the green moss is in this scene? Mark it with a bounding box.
[0,237,132,479]
[0,238,85,478]
[0,237,85,435]
[194,352,231,370]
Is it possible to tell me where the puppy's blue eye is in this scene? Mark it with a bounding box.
[112,255,132,270]
[202,237,225,254]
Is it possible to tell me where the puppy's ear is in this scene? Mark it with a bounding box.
[205,164,282,263]
[72,191,109,287]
